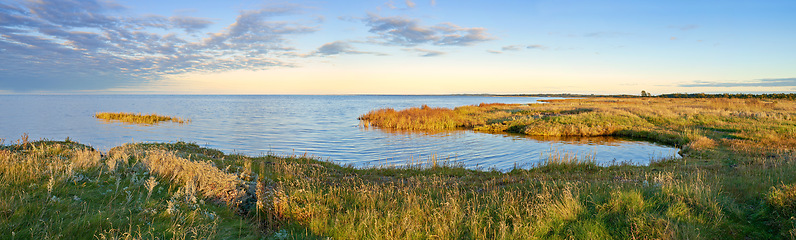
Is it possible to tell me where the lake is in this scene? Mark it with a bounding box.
[0,95,678,170]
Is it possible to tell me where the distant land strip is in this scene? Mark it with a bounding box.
[453,93,796,100]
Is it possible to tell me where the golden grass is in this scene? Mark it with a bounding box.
[358,104,517,131]
[3,136,796,239]
[95,112,189,125]
[4,97,796,239]
[0,140,261,239]
[362,98,796,155]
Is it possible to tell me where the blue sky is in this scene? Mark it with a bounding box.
[0,0,794,94]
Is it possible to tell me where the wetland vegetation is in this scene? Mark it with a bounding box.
[95,112,189,125]
[2,97,796,239]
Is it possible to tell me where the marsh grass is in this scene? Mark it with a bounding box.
[362,98,796,155]
[0,139,260,239]
[4,97,796,239]
[95,112,189,125]
[3,137,796,239]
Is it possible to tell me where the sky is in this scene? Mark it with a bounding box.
[0,0,795,95]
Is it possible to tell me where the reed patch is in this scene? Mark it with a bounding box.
[95,112,189,125]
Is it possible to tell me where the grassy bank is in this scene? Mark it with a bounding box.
[360,98,796,154]
[2,139,795,239]
[95,112,189,125]
[3,97,796,239]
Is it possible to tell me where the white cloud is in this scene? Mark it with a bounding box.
[363,13,493,47]
[0,0,317,91]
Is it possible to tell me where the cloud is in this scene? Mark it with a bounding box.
[679,78,796,88]
[584,31,628,38]
[316,41,356,55]
[405,0,416,8]
[311,41,384,56]
[384,1,398,9]
[363,13,493,47]
[430,0,436,6]
[0,0,317,92]
[526,44,547,50]
[406,48,445,57]
[501,45,521,51]
[169,16,213,33]
[491,44,547,53]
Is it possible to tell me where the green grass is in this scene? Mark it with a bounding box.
[3,97,796,239]
[95,112,189,125]
[3,138,795,239]
[0,140,260,240]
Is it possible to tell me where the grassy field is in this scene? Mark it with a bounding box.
[2,97,796,239]
[95,112,189,125]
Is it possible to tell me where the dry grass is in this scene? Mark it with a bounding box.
[359,104,519,131]
[95,112,189,125]
[0,140,260,239]
[362,98,796,155]
[4,97,796,239]
[3,137,796,239]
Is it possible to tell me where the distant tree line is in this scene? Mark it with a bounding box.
[656,93,796,100]
[493,93,796,100]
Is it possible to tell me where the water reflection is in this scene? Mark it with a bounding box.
[360,125,680,170]
[0,95,680,171]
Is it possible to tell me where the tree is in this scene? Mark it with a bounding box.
[641,90,648,97]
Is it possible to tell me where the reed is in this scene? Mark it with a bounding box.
[95,112,189,125]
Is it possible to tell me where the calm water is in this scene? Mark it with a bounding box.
[0,95,678,170]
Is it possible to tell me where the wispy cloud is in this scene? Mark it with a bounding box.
[311,41,385,56]
[169,16,214,33]
[363,13,493,47]
[584,31,628,38]
[406,48,445,57]
[526,44,547,50]
[501,45,522,51]
[0,0,317,92]
[488,44,547,53]
[679,78,796,88]
[405,0,416,8]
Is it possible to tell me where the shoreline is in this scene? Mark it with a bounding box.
[3,96,796,239]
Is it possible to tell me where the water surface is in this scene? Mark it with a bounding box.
[0,95,678,170]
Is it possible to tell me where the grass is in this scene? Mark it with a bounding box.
[0,139,261,240]
[361,98,796,153]
[3,97,796,239]
[1,140,793,239]
[95,112,189,125]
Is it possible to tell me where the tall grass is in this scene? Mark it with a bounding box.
[358,104,518,131]
[362,98,796,155]
[3,137,796,238]
[95,112,189,125]
[4,97,796,239]
[0,140,260,239]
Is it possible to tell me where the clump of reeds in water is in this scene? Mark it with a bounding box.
[94,112,189,125]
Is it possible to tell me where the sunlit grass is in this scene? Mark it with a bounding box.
[362,98,796,153]
[4,136,795,239]
[0,139,260,239]
[95,112,189,125]
[4,97,796,239]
